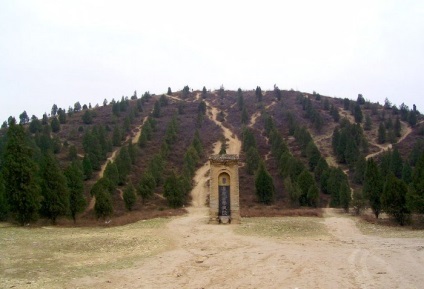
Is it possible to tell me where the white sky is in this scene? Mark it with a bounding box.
[1,0,423,122]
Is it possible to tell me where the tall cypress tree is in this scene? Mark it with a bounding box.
[363,159,383,218]
[39,152,70,224]
[382,173,410,225]
[2,123,41,225]
[255,162,274,205]
[65,161,86,223]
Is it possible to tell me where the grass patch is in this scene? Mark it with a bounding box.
[356,218,424,238]
[235,217,330,240]
[0,218,170,288]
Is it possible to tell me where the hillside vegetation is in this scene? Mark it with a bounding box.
[0,86,423,226]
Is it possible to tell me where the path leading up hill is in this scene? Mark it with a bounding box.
[86,115,149,212]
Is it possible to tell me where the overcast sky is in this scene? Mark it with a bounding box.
[1,0,423,122]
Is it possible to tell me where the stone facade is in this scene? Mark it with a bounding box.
[209,154,240,224]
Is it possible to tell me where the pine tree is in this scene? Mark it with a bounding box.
[314,157,329,182]
[152,101,161,118]
[39,152,70,224]
[351,189,366,215]
[353,156,367,184]
[164,171,185,208]
[297,170,315,206]
[82,155,93,180]
[339,182,351,212]
[354,103,363,123]
[363,159,383,218]
[2,123,41,225]
[116,146,132,185]
[51,117,61,133]
[237,89,244,111]
[123,181,137,211]
[284,177,301,207]
[378,122,386,144]
[0,175,9,221]
[241,106,249,124]
[307,184,320,207]
[382,173,410,225]
[112,126,122,147]
[390,148,403,179]
[306,141,321,171]
[103,161,119,190]
[64,161,86,223]
[94,188,113,220]
[246,147,260,175]
[137,171,156,203]
[406,155,424,214]
[167,87,172,95]
[255,162,274,205]
[364,114,372,131]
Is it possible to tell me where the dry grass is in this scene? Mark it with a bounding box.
[0,218,170,289]
[235,216,330,240]
[355,215,424,238]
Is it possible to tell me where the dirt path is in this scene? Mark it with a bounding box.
[72,207,424,289]
[86,116,149,211]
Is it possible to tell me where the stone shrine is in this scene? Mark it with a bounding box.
[209,154,240,224]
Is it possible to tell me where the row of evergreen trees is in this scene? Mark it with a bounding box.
[360,148,424,225]
[0,123,86,224]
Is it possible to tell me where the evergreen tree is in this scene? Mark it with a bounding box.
[202,86,207,98]
[406,155,424,214]
[363,159,383,218]
[255,86,262,102]
[314,157,329,182]
[82,110,93,124]
[103,161,119,190]
[297,170,315,206]
[164,171,185,208]
[241,106,249,124]
[123,181,137,211]
[51,117,60,133]
[237,89,244,111]
[82,154,93,180]
[148,154,165,185]
[242,128,257,152]
[306,141,321,171]
[390,148,403,179]
[377,122,386,144]
[394,116,402,137]
[351,189,366,215]
[29,117,43,133]
[382,173,410,225]
[339,182,351,212]
[94,188,113,220]
[19,110,29,124]
[2,124,41,225]
[167,87,172,95]
[354,103,363,123]
[152,100,161,118]
[64,161,86,223]
[255,162,274,204]
[112,126,122,147]
[137,171,156,203]
[192,130,203,157]
[39,152,70,224]
[364,114,372,131]
[115,146,132,185]
[128,142,137,165]
[353,156,367,185]
[0,175,9,220]
[246,147,260,175]
[284,177,301,207]
[159,94,169,106]
[307,184,320,207]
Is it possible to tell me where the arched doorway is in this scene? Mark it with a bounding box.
[218,173,231,219]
